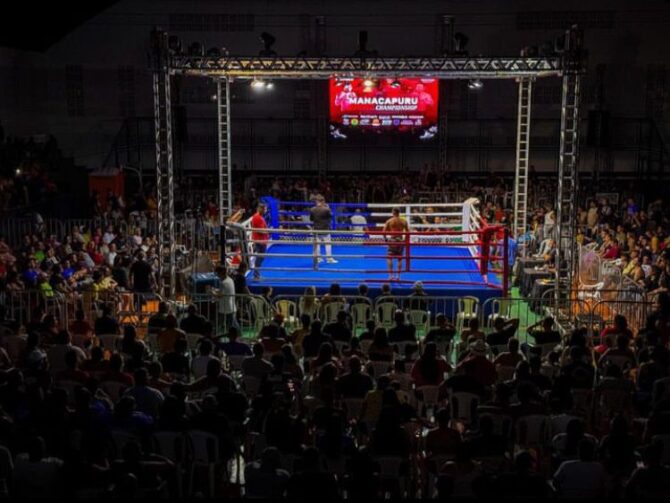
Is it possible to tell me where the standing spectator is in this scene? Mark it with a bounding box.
[213,266,238,332]
[129,251,154,293]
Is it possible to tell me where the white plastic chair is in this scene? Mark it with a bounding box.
[408,310,429,336]
[374,456,407,498]
[351,303,371,334]
[486,298,512,327]
[321,301,345,325]
[249,297,271,333]
[456,297,479,333]
[417,385,441,417]
[477,412,513,438]
[369,360,392,378]
[448,391,480,426]
[360,339,373,354]
[376,302,397,330]
[187,430,221,497]
[227,354,247,372]
[186,333,203,353]
[153,431,187,496]
[334,340,349,354]
[275,299,299,329]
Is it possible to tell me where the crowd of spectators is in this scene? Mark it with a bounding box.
[0,271,668,498]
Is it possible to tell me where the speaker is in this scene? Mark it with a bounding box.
[587,110,610,147]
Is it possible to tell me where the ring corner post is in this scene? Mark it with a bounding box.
[503,227,510,298]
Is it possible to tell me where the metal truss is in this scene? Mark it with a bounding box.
[152,31,176,298]
[216,78,232,223]
[170,55,562,79]
[513,78,533,250]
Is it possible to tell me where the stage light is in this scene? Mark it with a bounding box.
[250,79,265,89]
[363,78,374,88]
[259,32,277,57]
[265,81,274,90]
[467,79,483,90]
[15,168,22,176]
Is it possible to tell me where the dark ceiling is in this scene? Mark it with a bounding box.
[0,1,119,52]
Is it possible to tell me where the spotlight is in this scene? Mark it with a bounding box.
[259,32,277,57]
[363,78,374,88]
[250,79,265,89]
[467,79,483,90]
[265,81,274,90]
[15,167,22,176]
[211,94,217,101]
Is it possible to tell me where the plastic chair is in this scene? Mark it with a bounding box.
[334,340,348,354]
[227,354,247,373]
[417,385,441,418]
[456,297,479,333]
[376,302,397,330]
[369,360,392,378]
[321,301,345,325]
[153,431,187,497]
[408,310,430,336]
[514,414,551,450]
[249,297,271,333]
[97,333,121,352]
[360,339,373,354]
[448,391,480,426]
[185,333,203,353]
[100,380,127,403]
[495,365,516,382]
[351,303,371,334]
[110,429,140,459]
[486,298,511,327]
[374,456,407,498]
[477,412,513,439]
[275,299,299,329]
[187,430,220,497]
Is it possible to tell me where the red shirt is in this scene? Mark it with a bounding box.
[251,212,269,243]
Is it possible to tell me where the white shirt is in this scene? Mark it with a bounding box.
[217,276,236,314]
[124,385,165,418]
[192,355,219,379]
[553,460,607,498]
[46,344,87,375]
[351,214,367,229]
[106,251,117,267]
[102,232,115,245]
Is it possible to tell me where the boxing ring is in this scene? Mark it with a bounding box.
[226,197,509,301]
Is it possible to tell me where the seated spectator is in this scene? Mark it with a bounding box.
[507,382,546,419]
[493,451,550,499]
[55,349,89,385]
[323,310,352,343]
[94,304,120,335]
[456,339,497,388]
[80,346,110,377]
[486,317,520,346]
[424,408,462,461]
[160,339,190,377]
[156,314,185,355]
[424,314,456,344]
[286,447,339,501]
[598,334,637,372]
[179,304,208,335]
[123,367,164,418]
[289,314,311,352]
[69,309,93,349]
[311,342,341,374]
[12,436,64,499]
[466,414,507,458]
[188,358,236,395]
[411,342,451,388]
[460,318,486,346]
[191,338,220,379]
[101,353,134,387]
[552,418,597,466]
[359,320,377,341]
[147,301,169,335]
[280,344,304,381]
[388,310,416,343]
[553,439,607,498]
[367,328,394,362]
[624,441,670,499]
[146,361,171,393]
[437,441,484,499]
[599,415,637,478]
[598,314,633,349]
[407,281,428,311]
[241,343,274,381]
[493,338,524,368]
[527,355,553,391]
[259,314,288,354]
[336,356,373,399]
[360,375,391,430]
[244,447,291,499]
[527,316,561,346]
[120,324,148,359]
[302,320,335,359]
[46,330,87,375]
[217,326,252,356]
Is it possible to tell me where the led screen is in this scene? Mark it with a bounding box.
[329,78,439,140]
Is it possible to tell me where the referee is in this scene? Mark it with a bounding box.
[310,195,338,265]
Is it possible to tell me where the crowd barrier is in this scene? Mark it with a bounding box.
[3,286,656,344]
